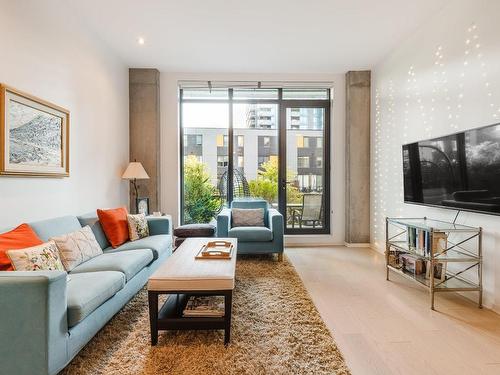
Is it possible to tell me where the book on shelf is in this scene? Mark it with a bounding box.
[407,228,447,257]
[182,296,225,317]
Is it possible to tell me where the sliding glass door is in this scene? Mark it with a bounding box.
[280,104,330,234]
[180,87,330,234]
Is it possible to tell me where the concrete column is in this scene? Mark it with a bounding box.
[129,68,161,213]
[345,71,371,245]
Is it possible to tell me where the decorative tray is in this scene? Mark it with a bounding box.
[195,240,234,260]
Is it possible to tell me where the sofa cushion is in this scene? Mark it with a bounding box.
[173,224,216,238]
[97,207,129,248]
[228,226,273,242]
[7,241,65,271]
[67,271,125,327]
[127,213,149,241]
[0,223,43,271]
[105,235,171,260]
[28,216,82,242]
[70,250,153,281]
[77,213,111,250]
[50,226,103,271]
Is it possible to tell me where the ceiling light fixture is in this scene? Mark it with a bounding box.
[137,37,145,45]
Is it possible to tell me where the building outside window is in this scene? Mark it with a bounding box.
[316,156,323,168]
[237,156,244,168]
[298,156,309,168]
[217,155,229,167]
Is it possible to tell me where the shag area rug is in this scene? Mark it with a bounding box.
[61,256,350,375]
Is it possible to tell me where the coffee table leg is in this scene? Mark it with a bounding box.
[224,290,232,345]
[148,291,158,346]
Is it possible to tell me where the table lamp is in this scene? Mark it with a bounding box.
[122,161,150,213]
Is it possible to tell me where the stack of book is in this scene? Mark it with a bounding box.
[182,296,225,317]
[408,227,431,256]
[407,228,447,256]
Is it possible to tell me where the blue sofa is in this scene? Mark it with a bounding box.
[216,199,284,260]
[0,213,172,375]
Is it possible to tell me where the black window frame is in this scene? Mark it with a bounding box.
[179,87,331,234]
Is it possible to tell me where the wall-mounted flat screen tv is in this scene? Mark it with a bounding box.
[402,122,500,215]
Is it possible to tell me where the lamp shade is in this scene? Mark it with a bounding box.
[122,162,149,180]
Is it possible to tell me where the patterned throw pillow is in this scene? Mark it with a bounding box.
[231,208,265,227]
[127,213,150,241]
[7,241,65,271]
[50,226,103,271]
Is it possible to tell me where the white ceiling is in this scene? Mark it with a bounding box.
[68,0,448,74]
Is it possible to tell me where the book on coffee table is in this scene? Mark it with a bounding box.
[183,296,225,317]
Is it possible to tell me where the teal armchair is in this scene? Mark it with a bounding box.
[217,199,284,260]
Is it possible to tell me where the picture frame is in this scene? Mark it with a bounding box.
[0,84,70,177]
[136,197,150,216]
[426,261,447,282]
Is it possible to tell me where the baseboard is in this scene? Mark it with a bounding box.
[344,242,371,248]
[285,242,345,248]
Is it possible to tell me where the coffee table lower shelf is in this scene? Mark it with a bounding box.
[148,290,233,346]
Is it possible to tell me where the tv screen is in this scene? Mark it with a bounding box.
[402,122,500,215]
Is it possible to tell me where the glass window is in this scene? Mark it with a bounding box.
[316,156,323,168]
[297,156,309,168]
[237,135,244,147]
[181,102,228,224]
[303,137,310,148]
[233,103,279,206]
[182,88,229,100]
[282,89,329,100]
[317,137,323,148]
[217,155,229,167]
[233,88,278,100]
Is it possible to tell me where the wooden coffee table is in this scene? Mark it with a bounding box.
[147,237,237,345]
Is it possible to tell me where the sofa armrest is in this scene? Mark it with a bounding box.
[268,208,284,251]
[216,208,232,237]
[0,271,68,375]
[147,215,172,236]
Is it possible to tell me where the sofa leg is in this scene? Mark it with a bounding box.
[277,253,284,262]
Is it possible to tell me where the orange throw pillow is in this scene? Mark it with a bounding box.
[97,207,129,248]
[0,223,43,271]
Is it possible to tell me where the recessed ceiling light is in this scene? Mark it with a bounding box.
[137,37,145,45]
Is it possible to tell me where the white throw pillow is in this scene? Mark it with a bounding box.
[127,213,150,241]
[231,208,265,227]
[7,241,65,271]
[50,226,103,271]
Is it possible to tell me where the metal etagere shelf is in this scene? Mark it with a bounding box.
[385,217,482,310]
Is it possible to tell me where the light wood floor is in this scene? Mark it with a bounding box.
[286,246,500,375]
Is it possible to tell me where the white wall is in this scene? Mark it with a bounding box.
[371,0,500,312]
[160,72,346,246]
[0,0,129,228]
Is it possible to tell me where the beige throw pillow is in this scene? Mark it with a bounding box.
[7,241,65,271]
[231,208,265,227]
[127,213,149,241]
[50,226,103,271]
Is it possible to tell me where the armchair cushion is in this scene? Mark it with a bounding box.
[228,226,273,242]
[231,208,265,227]
[231,199,269,226]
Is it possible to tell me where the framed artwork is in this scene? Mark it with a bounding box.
[426,261,447,282]
[137,197,150,216]
[0,84,70,177]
